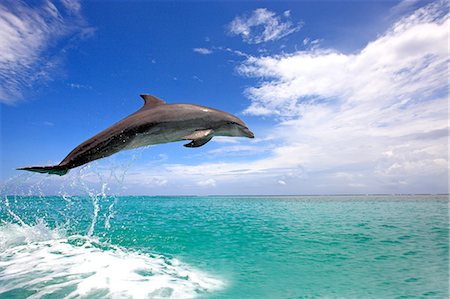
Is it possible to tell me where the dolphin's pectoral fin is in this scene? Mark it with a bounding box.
[184,136,213,148]
[183,129,214,148]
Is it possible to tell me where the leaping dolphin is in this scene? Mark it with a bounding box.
[17,94,254,176]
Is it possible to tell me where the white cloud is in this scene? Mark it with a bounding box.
[389,0,421,18]
[68,83,92,89]
[61,0,81,14]
[197,179,216,187]
[228,8,301,44]
[0,0,91,104]
[213,46,249,58]
[229,0,448,192]
[239,2,447,117]
[193,47,213,55]
[149,177,168,187]
[192,75,203,83]
[206,145,269,157]
[212,136,240,144]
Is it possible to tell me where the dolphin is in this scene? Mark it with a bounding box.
[17,94,254,176]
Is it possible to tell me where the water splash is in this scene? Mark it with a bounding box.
[0,149,147,236]
[3,195,26,226]
[0,221,223,298]
[0,219,66,251]
[105,195,118,230]
[0,151,226,298]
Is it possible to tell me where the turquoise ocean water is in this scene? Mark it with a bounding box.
[0,194,448,298]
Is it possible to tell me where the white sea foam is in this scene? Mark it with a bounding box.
[0,219,65,251]
[0,222,223,298]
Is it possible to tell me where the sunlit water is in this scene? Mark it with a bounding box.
[0,194,448,298]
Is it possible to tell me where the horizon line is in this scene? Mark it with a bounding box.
[3,193,449,197]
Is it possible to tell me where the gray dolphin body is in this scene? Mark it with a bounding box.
[18,94,254,176]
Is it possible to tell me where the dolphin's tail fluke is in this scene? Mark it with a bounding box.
[17,165,69,176]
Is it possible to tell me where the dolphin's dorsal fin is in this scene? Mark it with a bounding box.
[140,94,166,107]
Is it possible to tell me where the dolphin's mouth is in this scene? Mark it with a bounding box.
[242,128,255,138]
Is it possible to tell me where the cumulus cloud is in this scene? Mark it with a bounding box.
[239,2,447,118]
[193,47,213,55]
[230,0,448,192]
[0,0,91,104]
[228,8,301,44]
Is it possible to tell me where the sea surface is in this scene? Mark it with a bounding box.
[0,194,448,298]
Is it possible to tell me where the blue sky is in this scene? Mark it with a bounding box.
[0,0,448,195]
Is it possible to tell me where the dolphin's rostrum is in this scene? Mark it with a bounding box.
[17,94,254,176]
